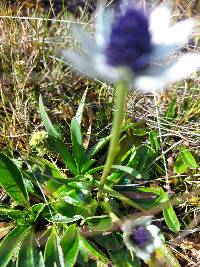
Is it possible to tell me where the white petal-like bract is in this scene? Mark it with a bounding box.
[134,53,200,92]
[149,6,171,44]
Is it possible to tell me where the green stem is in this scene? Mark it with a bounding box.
[95,181,146,212]
[100,201,120,223]
[98,80,127,198]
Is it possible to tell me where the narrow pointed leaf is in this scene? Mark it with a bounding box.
[55,139,78,175]
[79,236,110,264]
[39,96,77,175]
[76,89,87,126]
[39,95,60,138]
[149,130,159,152]
[17,229,45,267]
[0,225,31,267]
[0,153,30,208]
[71,118,84,171]
[81,159,96,174]
[85,136,110,159]
[60,224,80,267]
[44,226,64,267]
[112,165,142,179]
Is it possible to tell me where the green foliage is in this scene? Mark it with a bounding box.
[0,91,188,266]
[0,153,30,208]
[17,229,44,267]
[174,146,198,174]
[60,224,80,266]
[127,187,180,233]
[44,227,63,267]
[109,248,141,267]
[0,226,31,267]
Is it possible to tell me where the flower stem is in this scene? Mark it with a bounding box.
[100,201,120,224]
[95,180,146,212]
[98,80,127,198]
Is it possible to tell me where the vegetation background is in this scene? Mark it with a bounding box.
[0,0,199,266]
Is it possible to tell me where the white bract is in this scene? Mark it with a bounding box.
[122,216,163,261]
[62,1,200,92]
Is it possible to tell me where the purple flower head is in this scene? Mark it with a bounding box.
[130,225,151,248]
[63,1,200,92]
[106,8,152,73]
[122,216,163,260]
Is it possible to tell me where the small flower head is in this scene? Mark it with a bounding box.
[122,216,163,261]
[30,131,48,155]
[63,0,200,92]
[130,225,151,247]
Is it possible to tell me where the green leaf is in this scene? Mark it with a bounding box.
[127,145,155,179]
[39,95,78,175]
[39,158,67,180]
[79,236,110,264]
[76,89,87,126]
[155,244,181,267]
[44,226,64,267]
[158,189,180,233]
[53,198,97,218]
[71,117,84,172]
[0,225,31,267]
[107,171,123,184]
[132,187,164,209]
[57,186,91,207]
[134,187,180,233]
[133,128,149,136]
[60,224,80,267]
[31,203,45,222]
[0,207,28,223]
[94,233,123,251]
[68,180,94,191]
[179,146,198,169]
[0,153,30,208]
[112,165,142,179]
[46,213,83,224]
[85,136,110,159]
[109,247,141,267]
[39,95,60,138]
[136,146,155,171]
[81,159,96,174]
[149,130,159,152]
[55,139,78,175]
[163,204,180,233]
[174,155,188,174]
[166,96,177,119]
[17,229,44,267]
[84,216,112,232]
[86,166,104,175]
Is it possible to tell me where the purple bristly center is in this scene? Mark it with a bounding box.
[105,8,152,73]
[130,226,151,247]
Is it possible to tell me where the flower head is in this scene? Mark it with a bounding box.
[122,216,163,261]
[63,1,200,92]
[105,7,152,73]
